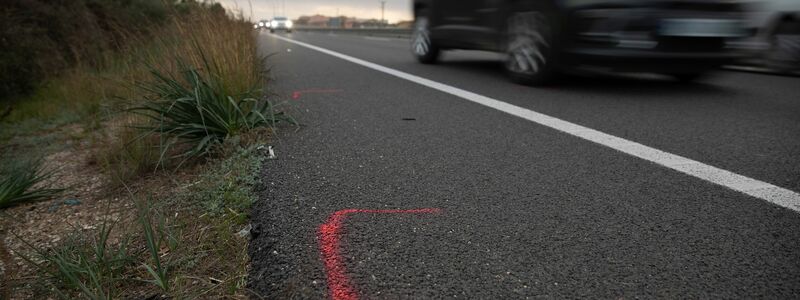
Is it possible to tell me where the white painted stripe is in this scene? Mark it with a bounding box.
[271,34,800,213]
[364,36,392,42]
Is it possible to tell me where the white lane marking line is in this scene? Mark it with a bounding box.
[271,34,800,213]
[364,36,392,42]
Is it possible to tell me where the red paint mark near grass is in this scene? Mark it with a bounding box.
[318,208,442,300]
[291,89,343,99]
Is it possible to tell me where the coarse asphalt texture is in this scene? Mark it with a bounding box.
[247,31,800,299]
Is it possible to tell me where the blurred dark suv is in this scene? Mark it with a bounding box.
[411,0,751,85]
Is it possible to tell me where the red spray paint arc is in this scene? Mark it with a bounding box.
[317,208,442,300]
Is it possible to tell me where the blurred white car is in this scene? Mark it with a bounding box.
[270,17,293,33]
[747,0,800,73]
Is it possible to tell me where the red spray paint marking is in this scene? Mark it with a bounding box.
[291,89,343,99]
[318,208,442,300]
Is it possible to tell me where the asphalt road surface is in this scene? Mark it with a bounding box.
[248,31,800,299]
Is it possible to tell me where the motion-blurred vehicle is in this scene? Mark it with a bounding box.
[411,0,751,85]
[256,19,271,30]
[270,17,293,33]
[747,0,800,73]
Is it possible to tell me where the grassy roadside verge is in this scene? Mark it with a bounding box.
[1,2,288,298]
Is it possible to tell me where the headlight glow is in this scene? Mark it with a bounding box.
[271,20,278,27]
[258,22,264,26]
[286,20,293,28]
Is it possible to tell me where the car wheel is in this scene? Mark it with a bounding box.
[764,20,800,74]
[270,29,275,33]
[505,10,559,86]
[411,15,440,64]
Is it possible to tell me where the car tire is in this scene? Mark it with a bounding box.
[764,20,800,74]
[287,30,293,33]
[270,29,275,33]
[505,8,560,86]
[411,14,440,64]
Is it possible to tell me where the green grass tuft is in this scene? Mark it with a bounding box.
[14,222,133,299]
[137,197,175,293]
[0,159,64,209]
[130,60,292,165]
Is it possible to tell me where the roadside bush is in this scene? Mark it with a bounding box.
[0,0,169,102]
[0,0,228,105]
[3,1,275,299]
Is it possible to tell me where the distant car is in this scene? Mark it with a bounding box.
[411,0,751,85]
[747,0,800,73]
[270,17,293,33]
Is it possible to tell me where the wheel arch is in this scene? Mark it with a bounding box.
[500,0,565,42]
[501,0,564,34]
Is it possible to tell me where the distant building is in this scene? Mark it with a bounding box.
[330,17,357,28]
[295,16,311,26]
[308,14,330,27]
[328,16,346,28]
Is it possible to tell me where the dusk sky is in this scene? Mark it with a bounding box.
[216,0,414,23]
